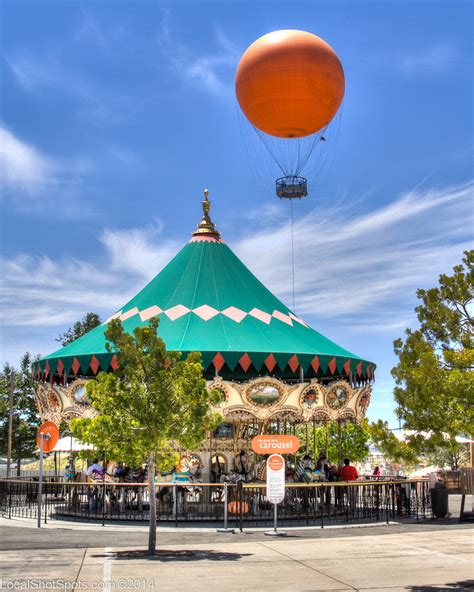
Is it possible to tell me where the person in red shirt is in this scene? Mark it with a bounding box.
[340,458,359,481]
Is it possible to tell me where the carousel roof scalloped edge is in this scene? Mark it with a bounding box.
[33,351,375,384]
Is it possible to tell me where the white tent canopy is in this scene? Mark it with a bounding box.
[35,436,93,454]
[52,436,93,453]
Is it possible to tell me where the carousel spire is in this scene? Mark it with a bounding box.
[192,188,221,241]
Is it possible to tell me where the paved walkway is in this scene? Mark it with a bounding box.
[0,495,472,590]
[0,526,472,591]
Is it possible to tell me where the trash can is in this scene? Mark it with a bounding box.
[430,483,449,518]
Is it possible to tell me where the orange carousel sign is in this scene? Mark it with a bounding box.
[251,434,300,455]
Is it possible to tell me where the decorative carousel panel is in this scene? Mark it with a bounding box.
[355,386,372,421]
[244,377,284,407]
[70,380,90,406]
[326,381,352,410]
[35,383,63,424]
[206,377,371,425]
[35,380,97,423]
[300,382,322,408]
[208,379,229,407]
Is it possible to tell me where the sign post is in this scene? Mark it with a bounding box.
[251,434,300,537]
[36,422,59,528]
[265,453,287,537]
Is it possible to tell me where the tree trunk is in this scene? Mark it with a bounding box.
[147,451,157,556]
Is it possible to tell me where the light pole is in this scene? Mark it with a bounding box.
[6,369,15,478]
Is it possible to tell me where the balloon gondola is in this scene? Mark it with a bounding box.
[276,176,307,199]
[236,29,345,198]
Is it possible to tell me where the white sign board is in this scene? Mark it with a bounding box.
[266,454,285,504]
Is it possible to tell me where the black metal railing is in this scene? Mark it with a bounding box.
[0,478,430,527]
[236,480,430,527]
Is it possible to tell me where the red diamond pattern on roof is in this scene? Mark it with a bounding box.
[311,356,320,374]
[328,357,337,375]
[36,365,41,380]
[288,354,299,373]
[356,361,363,377]
[57,359,64,376]
[212,352,225,372]
[344,359,351,375]
[44,361,50,378]
[239,353,252,372]
[110,355,119,371]
[367,365,372,379]
[71,357,81,375]
[90,356,100,375]
[264,353,277,372]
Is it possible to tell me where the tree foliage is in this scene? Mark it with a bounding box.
[368,421,420,466]
[425,442,470,471]
[0,353,41,472]
[70,317,220,554]
[377,251,474,466]
[56,312,101,346]
[298,419,371,465]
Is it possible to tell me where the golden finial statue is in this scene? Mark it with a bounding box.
[192,188,220,238]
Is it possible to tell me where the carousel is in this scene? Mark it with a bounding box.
[34,191,375,486]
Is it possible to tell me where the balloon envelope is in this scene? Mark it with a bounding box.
[236,30,345,138]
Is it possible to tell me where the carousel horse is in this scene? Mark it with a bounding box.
[155,454,203,509]
[232,450,254,483]
[103,462,148,511]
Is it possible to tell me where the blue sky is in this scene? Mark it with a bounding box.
[1,0,472,426]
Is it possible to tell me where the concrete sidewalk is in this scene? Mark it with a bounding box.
[1,526,473,591]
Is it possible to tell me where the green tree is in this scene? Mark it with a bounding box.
[387,250,473,466]
[298,419,371,465]
[56,312,101,346]
[70,317,220,555]
[0,353,41,474]
[425,441,470,471]
[368,421,420,466]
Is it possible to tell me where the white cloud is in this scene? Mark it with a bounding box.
[100,222,179,278]
[0,222,179,336]
[0,127,55,196]
[0,126,91,213]
[233,182,473,330]
[158,14,239,97]
[0,181,472,366]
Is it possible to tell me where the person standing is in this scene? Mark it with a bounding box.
[340,458,359,514]
[340,458,358,481]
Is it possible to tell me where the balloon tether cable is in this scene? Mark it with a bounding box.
[290,200,296,312]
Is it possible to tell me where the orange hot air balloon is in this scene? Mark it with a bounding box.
[236,30,345,139]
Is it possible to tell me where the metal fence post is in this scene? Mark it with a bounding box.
[217,481,235,533]
[237,481,243,532]
[320,484,324,529]
[102,484,106,527]
[8,482,12,519]
[173,485,178,527]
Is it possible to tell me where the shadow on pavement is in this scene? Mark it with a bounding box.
[93,549,253,562]
[410,580,474,591]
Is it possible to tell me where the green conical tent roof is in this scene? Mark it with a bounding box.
[37,193,375,382]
